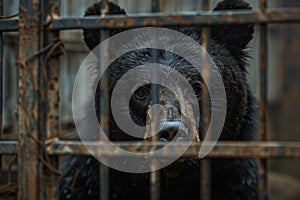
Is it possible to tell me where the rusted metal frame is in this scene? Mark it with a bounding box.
[0,19,18,31]
[0,141,17,155]
[0,0,3,172]
[46,141,300,158]
[99,2,110,196]
[1,8,300,32]
[259,0,269,199]
[17,0,62,199]
[18,0,45,199]
[0,0,3,139]
[200,1,211,199]
[50,8,300,30]
[150,1,160,200]
[41,0,62,199]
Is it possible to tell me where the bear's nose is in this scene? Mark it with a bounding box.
[163,105,181,121]
[157,121,188,141]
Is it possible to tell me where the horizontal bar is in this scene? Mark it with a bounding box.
[46,141,300,158]
[2,140,300,158]
[0,8,299,32]
[51,8,300,30]
[3,140,300,158]
[0,19,18,31]
[0,141,18,154]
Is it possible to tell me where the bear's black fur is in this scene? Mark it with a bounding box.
[59,1,259,199]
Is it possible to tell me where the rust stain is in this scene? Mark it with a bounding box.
[142,18,159,26]
[75,19,81,25]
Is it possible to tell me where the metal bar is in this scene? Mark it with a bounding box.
[0,19,18,31]
[0,0,3,173]
[259,0,269,199]
[41,0,61,199]
[150,1,160,199]
[260,0,267,10]
[0,141,17,154]
[0,0,3,139]
[45,1,61,138]
[1,8,300,32]
[200,159,210,200]
[18,0,44,199]
[200,1,211,199]
[50,8,300,30]
[149,54,160,200]
[46,141,300,158]
[99,3,110,196]
[151,0,160,12]
[150,168,160,200]
[99,164,109,200]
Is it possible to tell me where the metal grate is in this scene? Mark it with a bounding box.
[0,0,300,199]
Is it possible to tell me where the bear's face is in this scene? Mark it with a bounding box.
[105,48,204,143]
[100,46,206,177]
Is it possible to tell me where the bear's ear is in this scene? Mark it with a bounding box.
[83,1,127,51]
[211,0,254,53]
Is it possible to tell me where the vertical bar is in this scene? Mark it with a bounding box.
[18,0,44,199]
[200,1,211,200]
[150,41,160,200]
[42,0,61,199]
[99,1,110,199]
[99,30,110,200]
[259,0,268,199]
[0,0,2,140]
[0,0,3,172]
[150,168,160,200]
[151,0,160,12]
[150,1,160,200]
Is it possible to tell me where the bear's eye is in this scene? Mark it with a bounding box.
[134,87,148,100]
[191,81,202,98]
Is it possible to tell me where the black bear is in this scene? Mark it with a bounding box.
[59,0,259,199]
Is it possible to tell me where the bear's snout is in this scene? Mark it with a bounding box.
[157,121,188,142]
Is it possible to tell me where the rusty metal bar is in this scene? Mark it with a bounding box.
[17,0,61,199]
[200,159,211,200]
[0,19,18,31]
[150,168,160,200]
[260,0,267,10]
[0,141,17,155]
[99,6,110,197]
[259,0,269,199]
[150,1,161,199]
[46,141,300,158]
[151,0,160,13]
[0,0,3,139]
[44,1,61,138]
[1,8,300,32]
[0,0,3,172]
[149,58,161,198]
[18,0,44,199]
[41,0,62,199]
[99,162,109,200]
[200,1,211,199]
[51,8,300,30]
